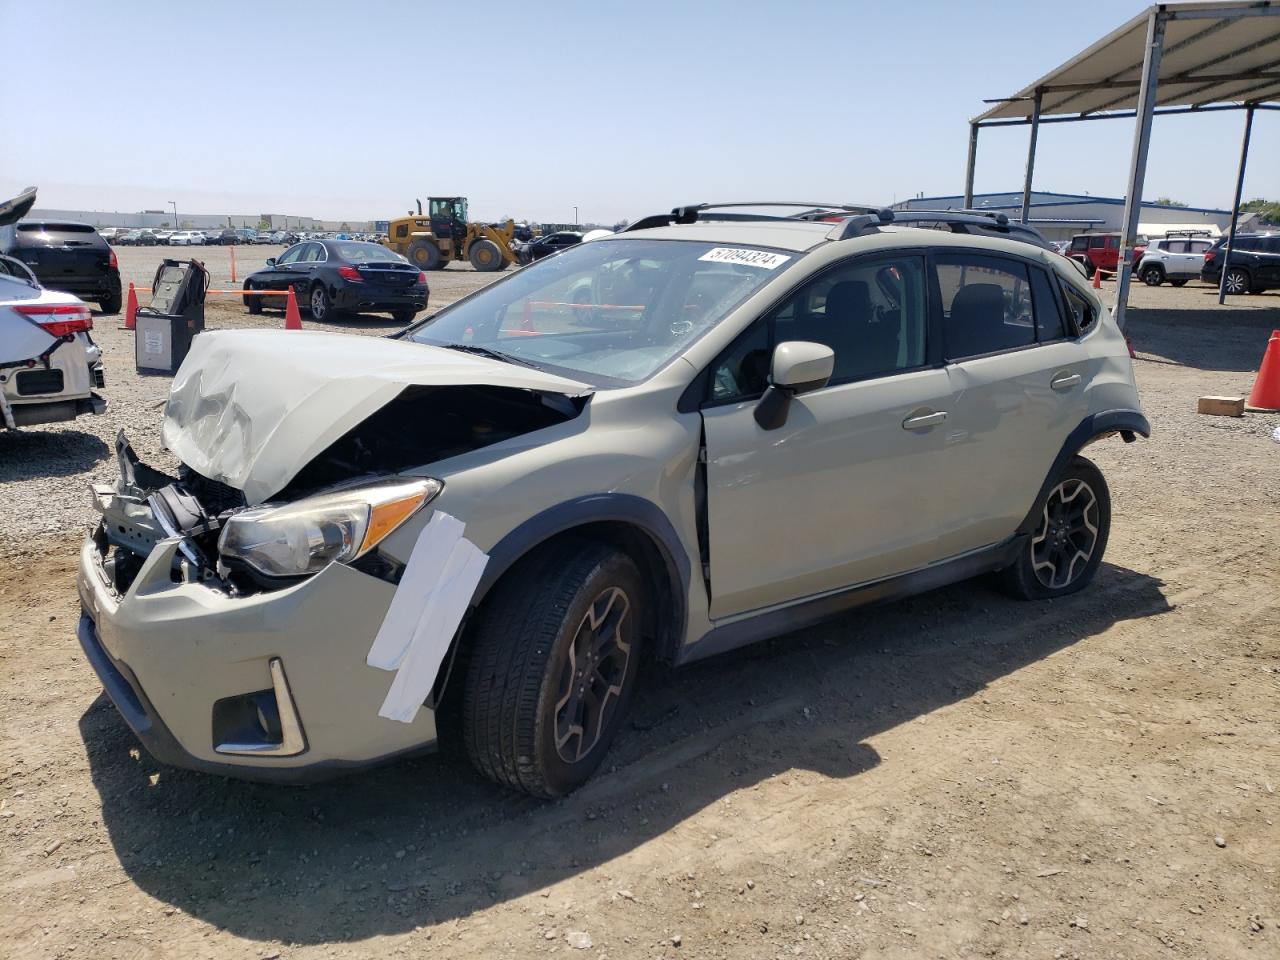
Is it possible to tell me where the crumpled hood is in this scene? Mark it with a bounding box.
[161,329,592,505]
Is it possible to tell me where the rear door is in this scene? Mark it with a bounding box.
[1258,237,1280,285]
[700,252,955,618]
[929,252,1085,558]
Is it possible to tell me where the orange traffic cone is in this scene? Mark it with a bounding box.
[1246,329,1280,412]
[1092,268,1102,289]
[284,287,303,330]
[123,282,138,330]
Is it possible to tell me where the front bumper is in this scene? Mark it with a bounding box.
[76,531,439,782]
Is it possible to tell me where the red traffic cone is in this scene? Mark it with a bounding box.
[284,287,303,331]
[1246,329,1280,412]
[124,282,138,330]
[1092,268,1102,289]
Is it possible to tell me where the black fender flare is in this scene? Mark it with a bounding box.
[1015,409,1150,536]
[474,493,691,660]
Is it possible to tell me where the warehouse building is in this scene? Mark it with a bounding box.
[894,190,1257,243]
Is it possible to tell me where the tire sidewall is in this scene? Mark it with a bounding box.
[309,283,330,319]
[531,553,646,796]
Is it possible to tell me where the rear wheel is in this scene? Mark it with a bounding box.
[468,238,505,272]
[1141,265,1164,286]
[392,307,417,323]
[1170,279,1189,287]
[308,283,336,321]
[998,456,1110,601]
[405,239,442,271]
[244,281,262,314]
[99,286,122,314]
[1224,268,1251,295]
[463,541,645,797]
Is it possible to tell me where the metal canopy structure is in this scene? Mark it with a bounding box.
[965,0,1280,327]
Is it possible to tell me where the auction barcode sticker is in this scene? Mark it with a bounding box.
[698,248,791,269]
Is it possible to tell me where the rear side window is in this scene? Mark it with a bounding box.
[936,255,1036,359]
[1060,283,1096,334]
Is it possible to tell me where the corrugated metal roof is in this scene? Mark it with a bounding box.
[976,0,1280,121]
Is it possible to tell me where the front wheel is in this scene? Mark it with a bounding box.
[1141,265,1164,286]
[468,238,505,272]
[244,281,262,314]
[463,541,645,797]
[1224,268,1251,295]
[998,456,1110,601]
[1170,279,1188,287]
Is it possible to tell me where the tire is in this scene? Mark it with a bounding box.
[1170,279,1188,287]
[244,281,262,315]
[1075,258,1095,279]
[1141,265,1164,286]
[462,541,645,797]
[308,282,336,321]
[1224,268,1251,295]
[98,286,122,314]
[405,239,442,271]
[998,455,1111,601]
[468,238,505,272]
[392,307,417,324]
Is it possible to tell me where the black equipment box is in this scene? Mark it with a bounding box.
[135,259,209,374]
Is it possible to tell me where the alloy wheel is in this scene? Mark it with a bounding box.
[553,586,632,763]
[310,286,327,319]
[1224,270,1248,295]
[1031,478,1099,590]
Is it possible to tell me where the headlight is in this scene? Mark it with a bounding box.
[218,478,441,578]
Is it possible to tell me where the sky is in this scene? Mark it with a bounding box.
[2,0,1277,225]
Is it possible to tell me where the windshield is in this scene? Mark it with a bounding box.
[408,238,795,384]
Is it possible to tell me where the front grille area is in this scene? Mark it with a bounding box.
[15,368,64,395]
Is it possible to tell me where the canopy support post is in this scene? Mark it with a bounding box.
[1020,91,1043,224]
[1218,103,1255,304]
[963,122,979,208]
[1114,10,1166,331]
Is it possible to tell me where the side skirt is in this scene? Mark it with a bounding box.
[676,536,1026,667]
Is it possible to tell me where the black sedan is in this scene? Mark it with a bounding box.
[243,240,429,323]
[517,231,583,264]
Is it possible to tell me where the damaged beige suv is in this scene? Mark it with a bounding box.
[77,203,1147,797]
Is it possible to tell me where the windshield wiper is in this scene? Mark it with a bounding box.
[437,342,540,368]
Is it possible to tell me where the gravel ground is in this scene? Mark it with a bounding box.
[0,245,499,555]
[1,258,1278,960]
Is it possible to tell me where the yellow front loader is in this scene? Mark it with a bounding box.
[384,197,517,272]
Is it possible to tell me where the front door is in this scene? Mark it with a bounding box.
[700,253,953,619]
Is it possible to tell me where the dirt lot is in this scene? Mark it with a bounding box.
[2,256,1278,959]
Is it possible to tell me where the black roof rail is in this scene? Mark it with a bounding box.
[622,201,890,233]
[825,209,895,240]
[1162,228,1212,238]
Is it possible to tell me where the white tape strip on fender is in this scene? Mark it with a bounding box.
[367,511,489,723]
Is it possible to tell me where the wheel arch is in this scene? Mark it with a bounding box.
[473,494,691,665]
[1015,409,1149,537]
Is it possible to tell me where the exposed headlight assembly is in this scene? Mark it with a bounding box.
[218,478,441,579]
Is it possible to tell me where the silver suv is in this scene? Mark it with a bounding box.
[1136,231,1214,287]
[76,203,1147,796]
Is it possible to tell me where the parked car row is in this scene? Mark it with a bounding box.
[98,226,386,247]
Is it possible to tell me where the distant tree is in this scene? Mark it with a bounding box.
[1154,196,1188,207]
[1240,198,1280,223]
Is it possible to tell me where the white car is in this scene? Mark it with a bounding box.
[1137,234,1214,287]
[168,231,203,246]
[0,256,106,428]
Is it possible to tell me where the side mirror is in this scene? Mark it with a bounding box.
[754,341,834,430]
[265,257,276,266]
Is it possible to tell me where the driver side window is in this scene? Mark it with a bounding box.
[710,255,927,402]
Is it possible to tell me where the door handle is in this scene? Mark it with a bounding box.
[902,410,947,431]
[1051,372,1082,391]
